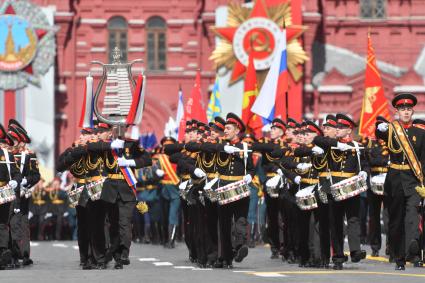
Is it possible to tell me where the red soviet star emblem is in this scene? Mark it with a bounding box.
[211,0,307,84]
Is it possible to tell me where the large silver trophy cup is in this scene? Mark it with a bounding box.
[91,47,145,137]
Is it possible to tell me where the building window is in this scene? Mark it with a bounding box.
[146,16,166,71]
[108,16,128,63]
[360,0,386,19]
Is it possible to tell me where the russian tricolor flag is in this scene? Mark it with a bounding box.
[251,28,288,121]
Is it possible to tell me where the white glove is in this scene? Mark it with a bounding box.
[243,174,253,184]
[359,171,368,180]
[294,176,301,185]
[337,142,352,151]
[111,139,125,150]
[63,212,69,217]
[296,163,312,171]
[194,168,206,178]
[28,211,33,220]
[224,145,239,154]
[276,168,284,176]
[117,157,136,167]
[44,212,53,219]
[377,122,388,132]
[312,146,324,155]
[21,178,27,186]
[8,180,18,189]
[156,169,165,177]
[14,209,20,214]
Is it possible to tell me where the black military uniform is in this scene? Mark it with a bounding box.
[0,125,22,269]
[7,123,40,267]
[87,132,151,269]
[292,121,326,267]
[199,113,254,268]
[165,120,197,263]
[184,121,220,268]
[367,117,390,257]
[313,114,367,270]
[251,118,292,259]
[57,128,92,268]
[376,93,425,269]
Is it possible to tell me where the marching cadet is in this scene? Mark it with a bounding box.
[292,121,327,267]
[367,116,390,257]
[7,121,40,267]
[241,133,261,249]
[165,120,200,263]
[313,114,367,270]
[376,93,425,270]
[85,122,112,269]
[0,124,22,270]
[157,137,181,249]
[251,118,294,259]
[197,113,254,269]
[57,128,93,269]
[315,114,338,268]
[87,125,152,269]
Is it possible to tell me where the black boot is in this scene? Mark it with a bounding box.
[0,249,12,269]
[165,225,176,249]
[248,223,256,248]
[143,224,151,244]
[151,223,160,245]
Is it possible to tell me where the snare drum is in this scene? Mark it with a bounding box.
[179,180,191,201]
[67,184,84,207]
[0,184,16,205]
[265,175,281,198]
[330,175,367,202]
[203,177,219,202]
[295,185,318,210]
[370,173,386,196]
[316,185,328,204]
[216,180,250,206]
[86,177,105,201]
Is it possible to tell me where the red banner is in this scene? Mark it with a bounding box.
[358,33,391,137]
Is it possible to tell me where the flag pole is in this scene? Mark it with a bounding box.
[282,17,289,121]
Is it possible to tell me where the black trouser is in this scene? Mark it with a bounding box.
[317,201,331,263]
[329,195,361,262]
[386,189,420,265]
[105,197,135,262]
[297,208,320,263]
[281,191,298,258]
[0,203,11,249]
[181,199,196,260]
[193,194,214,265]
[367,190,384,252]
[87,200,106,264]
[204,199,219,263]
[76,205,90,263]
[218,197,249,263]
[359,195,369,243]
[265,194,281,253]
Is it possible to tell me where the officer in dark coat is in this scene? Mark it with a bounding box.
[376,93,425,270]
[87,127,151,269]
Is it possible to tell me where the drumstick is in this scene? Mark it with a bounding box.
[331,146,364,150]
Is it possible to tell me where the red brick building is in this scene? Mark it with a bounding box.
[30,0,425,157]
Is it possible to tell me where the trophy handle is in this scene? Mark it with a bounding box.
[90,61,114,125]
[128,59,144,87]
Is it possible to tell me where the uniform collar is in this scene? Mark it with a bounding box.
[401,122,412,129]
[339,137,353,143]
[230,137,240,145]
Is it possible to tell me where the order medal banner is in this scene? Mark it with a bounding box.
[0,0,57,90]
